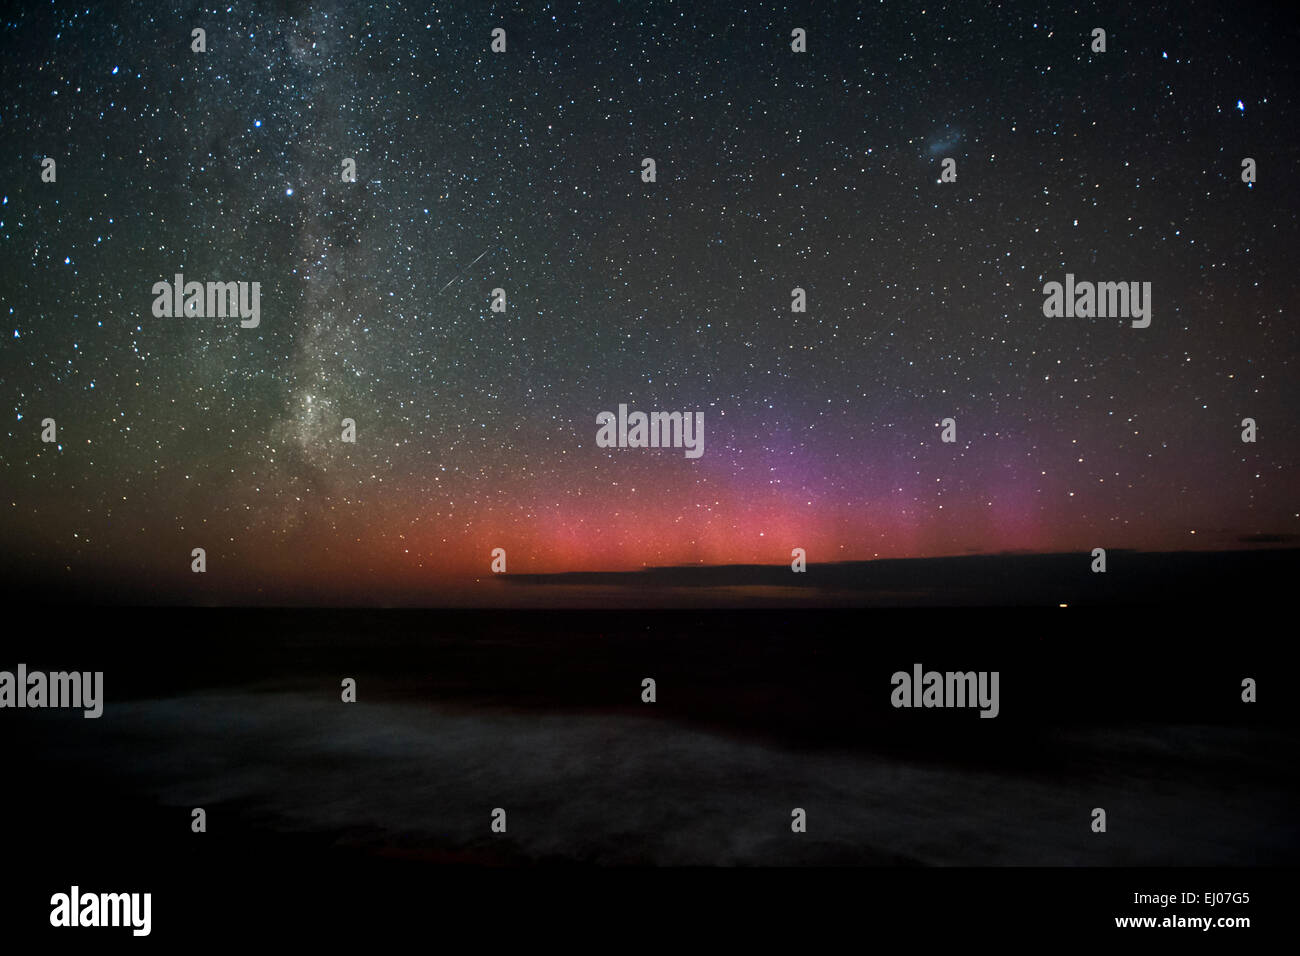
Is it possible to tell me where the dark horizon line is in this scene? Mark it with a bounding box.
[1,545,1293,608]
[501,544,1300,585]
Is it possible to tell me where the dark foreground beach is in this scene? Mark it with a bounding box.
[2,601,1295,940]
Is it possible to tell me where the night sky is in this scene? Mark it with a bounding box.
[2,1,1296,603]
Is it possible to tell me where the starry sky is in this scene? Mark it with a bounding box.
[1,1,1296,604]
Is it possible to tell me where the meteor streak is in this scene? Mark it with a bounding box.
[437,247,493,294]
